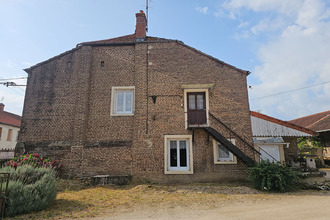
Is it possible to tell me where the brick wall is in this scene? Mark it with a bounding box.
[19,39,252,183]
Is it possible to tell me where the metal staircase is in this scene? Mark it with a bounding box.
[204,112,259,166]
[203,127,255,165]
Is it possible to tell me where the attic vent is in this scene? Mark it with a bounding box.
[101,61,105,67]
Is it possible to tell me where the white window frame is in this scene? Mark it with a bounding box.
[184,88,210,129]
[164,135,193,174]
[213,139,237,164]
[111,86,135,116]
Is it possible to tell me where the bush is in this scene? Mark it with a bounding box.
[4,153,62,177]
[249,160,299,192]
[0,165,57,217]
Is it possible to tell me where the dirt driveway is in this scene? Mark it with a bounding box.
[94,189,330,220]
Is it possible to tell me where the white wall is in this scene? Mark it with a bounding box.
[0,124,19,150]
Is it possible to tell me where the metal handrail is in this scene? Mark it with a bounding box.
[209,111,260,155]
[258,147,279,163]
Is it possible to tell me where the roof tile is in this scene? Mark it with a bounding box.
[290,110,330,132]
[0,111,21,127]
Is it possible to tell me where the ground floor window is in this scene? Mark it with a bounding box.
[164,135,193,174]
[213,139,237,164]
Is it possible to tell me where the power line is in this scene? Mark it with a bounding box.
[251,80,330,100]
[0,77,27,81]
[5,86,25,96]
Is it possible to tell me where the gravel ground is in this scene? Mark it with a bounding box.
[91,185,330,220]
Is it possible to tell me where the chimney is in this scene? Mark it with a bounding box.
[0,103,4,112]
[135,10,147,41]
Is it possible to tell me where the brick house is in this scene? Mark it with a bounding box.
[18,11,258,183]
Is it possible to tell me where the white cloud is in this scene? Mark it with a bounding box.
[22,61,32,67]
[223,0,330,120]
[222,0,303,15]
[196,6,208,15]
[237,21,249,29]
[234,30,250,40]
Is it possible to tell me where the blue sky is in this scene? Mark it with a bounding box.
[1,0,330,121]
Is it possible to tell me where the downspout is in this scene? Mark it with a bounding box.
[146,40,149,135]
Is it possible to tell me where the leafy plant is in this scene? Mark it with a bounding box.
[4,153,62,177]
[249,160,299,192]
[1,166,57,217]
[297,137,323,149]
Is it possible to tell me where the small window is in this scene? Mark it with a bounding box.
[101,61,105,67]
[0,127,2,139]
[164,135,193,174]
[67,62,71,68]
[7,129,12,141]
[111,87,135,116]
[213,139,237,164]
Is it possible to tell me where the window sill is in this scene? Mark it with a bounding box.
[165,170,194,175]
[214,161,237,165]
[111,113,134,117]
[188,124,209,128]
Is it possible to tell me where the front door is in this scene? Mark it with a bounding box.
[187,92,206,125]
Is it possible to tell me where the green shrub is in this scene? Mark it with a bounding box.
[0,166,57,217]
[249,160,299,192]
[4,153,62,177]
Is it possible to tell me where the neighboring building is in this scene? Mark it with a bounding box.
[18,11,258,183]
[290,111,330,160]
[0,103,21,159]
[251,111,317,164]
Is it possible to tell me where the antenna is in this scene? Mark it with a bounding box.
[146,0,151,32]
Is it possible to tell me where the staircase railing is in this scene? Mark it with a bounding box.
[208,112,260,161]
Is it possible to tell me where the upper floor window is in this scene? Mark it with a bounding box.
[7,129,12,141]
[0,127,2,139]
[111,86,135,116]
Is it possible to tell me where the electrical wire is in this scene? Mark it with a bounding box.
[251,80,330,100]
[0,77,27,81]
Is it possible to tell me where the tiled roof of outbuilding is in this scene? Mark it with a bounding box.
[290,110,330,132]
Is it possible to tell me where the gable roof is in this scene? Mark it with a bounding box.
[25,34,249,76]
[289,110,330,132]
[251,111,317,137]
[0,110,21,128]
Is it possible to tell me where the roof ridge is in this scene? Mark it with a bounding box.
[308,113,330,128]
[250,111,317,136]
[1,111,21,120]
[290,110,330,122]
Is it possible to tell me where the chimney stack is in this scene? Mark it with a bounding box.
[135,10,147,41]
[0,103,4,112]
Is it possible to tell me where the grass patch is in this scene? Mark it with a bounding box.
[9,179,281,219]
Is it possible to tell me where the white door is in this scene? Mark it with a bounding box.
[259,145,280,162]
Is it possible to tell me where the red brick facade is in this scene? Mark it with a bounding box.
[19,12,255,183]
